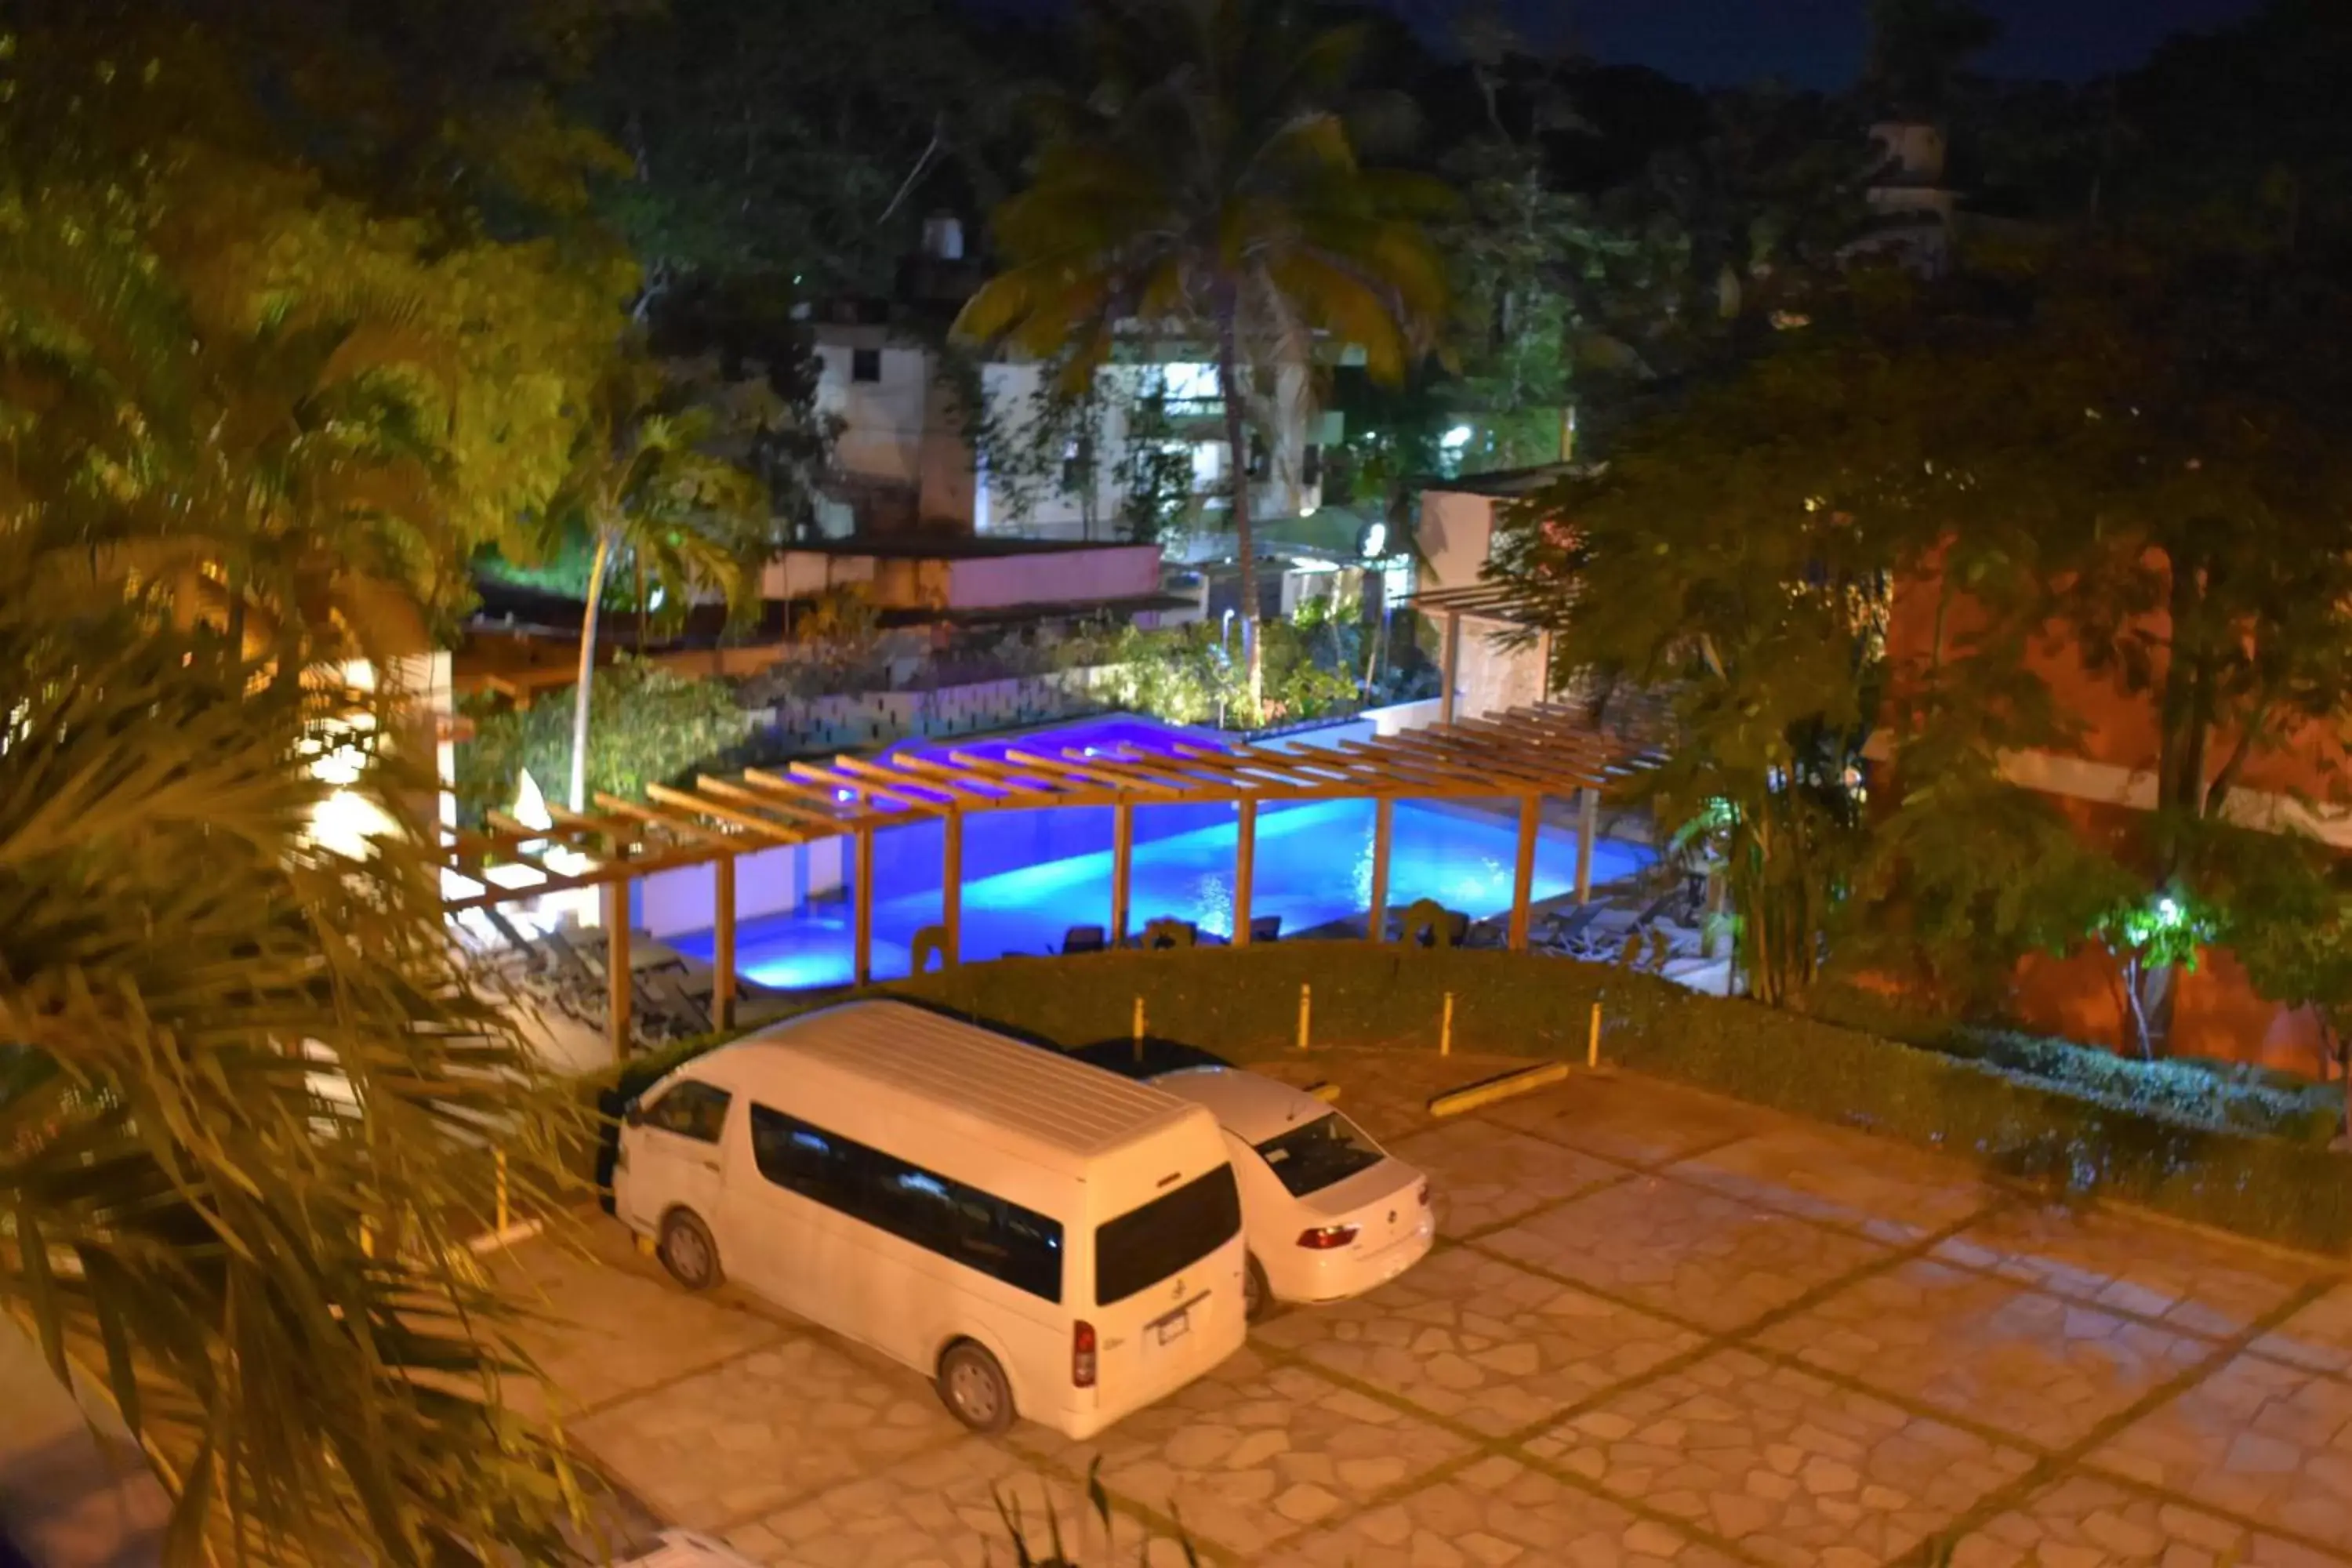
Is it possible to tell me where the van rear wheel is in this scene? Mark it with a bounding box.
[658,1210,722,1291]
[937,1341,1014,1435]
[1243,1251,1273,1323]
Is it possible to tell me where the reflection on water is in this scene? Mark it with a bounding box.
[672,796,1650,992]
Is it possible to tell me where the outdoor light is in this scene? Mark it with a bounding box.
[1440,425,1472,452]
[2157,897,2182,926]
[836,787,855,803]
[1362,521,1388,558]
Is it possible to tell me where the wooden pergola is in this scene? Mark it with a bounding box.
[443,705,1628,1059]
[1398,584,1558,728]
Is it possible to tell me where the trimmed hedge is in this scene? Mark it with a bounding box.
[575,945,2352,1256]
[1806,986,2341,1146]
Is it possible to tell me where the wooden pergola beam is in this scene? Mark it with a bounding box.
[739,766,866,819]
[786,759,938,815]
[648,781,821,844]
[592,793,737,845]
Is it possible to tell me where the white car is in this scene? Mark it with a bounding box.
[1073,1041,1433,1320]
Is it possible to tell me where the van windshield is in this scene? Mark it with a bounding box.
[1094,1165,1241,1308]
[1253,1112,1385,1197]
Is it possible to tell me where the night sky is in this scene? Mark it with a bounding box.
[1537,0,2269,89]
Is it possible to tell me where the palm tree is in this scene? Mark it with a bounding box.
[955,0,1450,717]
[549,358,768,812]
[0,201,454,680]
[1,200,595,1564]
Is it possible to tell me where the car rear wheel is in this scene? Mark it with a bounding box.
[938,1341,1015,1434]
[1243,1250,1273,1323]
[658,1209,722,1292]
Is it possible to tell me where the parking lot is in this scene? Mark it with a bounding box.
[496,1051,2352,1567]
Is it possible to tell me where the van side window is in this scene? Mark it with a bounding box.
[639,1080,732,1144]
[747,1104,1063,1303]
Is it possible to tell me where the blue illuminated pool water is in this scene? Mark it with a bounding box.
[666,717,1650,990]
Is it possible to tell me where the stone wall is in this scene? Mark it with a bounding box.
[748,666,1120,753]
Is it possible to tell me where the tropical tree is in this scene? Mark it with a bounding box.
[0,10,643,1555]
[0,208,597,1567]
[1492,233,2352,1034]
[547,359,769,811]
[956,0,1451,717]
[0,583,592,1568]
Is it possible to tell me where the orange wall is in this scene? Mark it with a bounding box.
[1886,557,2346,1069]
[1887,556,2344,797]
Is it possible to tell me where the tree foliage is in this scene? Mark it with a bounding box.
[583,0,1012,307]
[543,356,771,811]
[1,5,633,1559]
[957,0,1451,716]
[1493,231,2352,1029]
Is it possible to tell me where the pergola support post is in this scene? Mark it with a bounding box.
[853,825,874,986]
[1232,798,1258,946]
[1537,628,1555,704]
[1440,611,1462,725]
[713,855,737,1030]
[1575,787,1599,906]
[942,810,964,967]
[1110,800,1134,946]
[1508,795,1541,953]
[1368,797,1394,942]
[603,880,632,1061]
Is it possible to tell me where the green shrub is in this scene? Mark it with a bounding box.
[1806,986,2341,1145]
[456,656,752,824]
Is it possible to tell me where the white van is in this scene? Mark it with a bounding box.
[612,1000,1247,1439]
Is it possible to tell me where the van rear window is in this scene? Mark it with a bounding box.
[1093,1165,1241,1308]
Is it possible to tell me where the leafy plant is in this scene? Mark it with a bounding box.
[1102,620,1359,729]
[0,574,591,1566]
[459,658,753,822]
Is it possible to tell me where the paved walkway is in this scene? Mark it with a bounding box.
[494,1053,2352,1567]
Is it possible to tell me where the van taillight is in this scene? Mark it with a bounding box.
[1073,1320,1097,1388]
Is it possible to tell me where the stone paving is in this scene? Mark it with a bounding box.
[494,1056,2352,1566]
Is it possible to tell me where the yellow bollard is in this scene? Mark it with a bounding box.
[1588,1002,1602,1069]
[1440,991,1454,1057]
[1298,984,1312,1051]
[1430,1061,1570,1118]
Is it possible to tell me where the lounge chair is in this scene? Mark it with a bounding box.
[479,906,546,974]
[1539,903,1606,953]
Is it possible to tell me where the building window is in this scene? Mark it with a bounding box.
[1060,437,1092,490]
[851,347,882,383]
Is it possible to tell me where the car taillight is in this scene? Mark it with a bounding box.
[1072,1320,1097,1388]
[1297,1224,1359,1250]
[1417,1181,1430,1207]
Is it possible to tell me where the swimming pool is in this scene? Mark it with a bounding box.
[665,717,1650,990]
